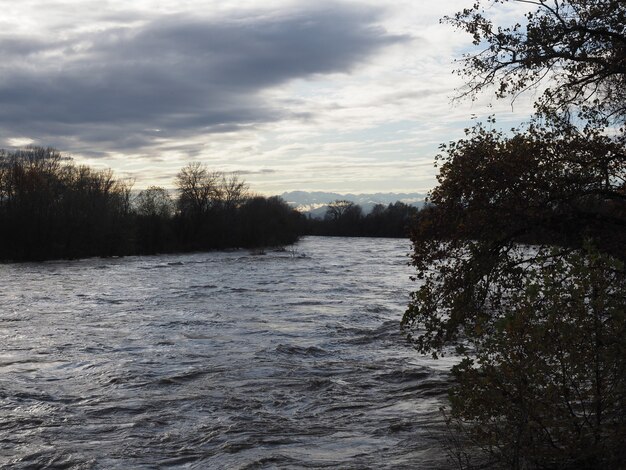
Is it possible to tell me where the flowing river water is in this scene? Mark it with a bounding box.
[0,236,453,469]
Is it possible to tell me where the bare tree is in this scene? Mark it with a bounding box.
[175,162,222,216]
[135,186,173,218]
[219,173,249,210]
[324,200,359,221]
[448,0,626,122]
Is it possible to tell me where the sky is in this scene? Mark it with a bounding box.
[0,0,534,194]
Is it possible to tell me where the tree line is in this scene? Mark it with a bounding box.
[303,199,419,238]
[0,146,426,261]
[0,148,303,261]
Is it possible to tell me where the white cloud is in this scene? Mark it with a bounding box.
[5,137,35,147]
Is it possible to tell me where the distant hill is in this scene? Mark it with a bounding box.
[281,191,427,218]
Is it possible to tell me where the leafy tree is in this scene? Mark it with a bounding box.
[446,246,626,469]
[404,120,626,352]
[403,1,626,467]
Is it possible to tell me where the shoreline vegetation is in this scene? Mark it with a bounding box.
[0,146,419,262]
[303,199,419,238]
[0,147,302,262]
[402,1,626,468]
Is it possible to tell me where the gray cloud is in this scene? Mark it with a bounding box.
[0,3,407,154]
[235,168,277,175]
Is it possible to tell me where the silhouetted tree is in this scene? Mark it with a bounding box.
[238,196,303,247]
[134,186,174,254]
[448,0,626,123]
[219,173,249,211]
[304,200,418,238]
[0,153,304,260]
[363,201,418,237]
[403,1,626,467]
[175,162,221,217]
[0,147,134,260]
[135,186,174,218]
[324,200,357,221]
[322,200,363,236]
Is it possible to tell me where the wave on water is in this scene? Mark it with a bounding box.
[0,236,451,469]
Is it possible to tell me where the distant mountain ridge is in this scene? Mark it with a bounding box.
[281,191,427,217]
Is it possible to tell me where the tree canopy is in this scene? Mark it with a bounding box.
[449,0,626,123]
[404,1,626,467]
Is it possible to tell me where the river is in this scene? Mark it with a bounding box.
[0,236,452,469]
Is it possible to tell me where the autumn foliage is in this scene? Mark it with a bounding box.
[403,1,626,468]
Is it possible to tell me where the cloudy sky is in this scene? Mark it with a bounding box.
[0,0,533,194]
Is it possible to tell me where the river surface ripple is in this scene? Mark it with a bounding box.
[0,236,452,469]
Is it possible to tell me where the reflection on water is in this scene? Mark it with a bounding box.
[0,236,450,469]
